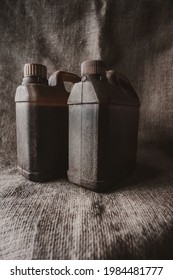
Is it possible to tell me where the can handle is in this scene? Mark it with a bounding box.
[106,70,130,86]
[107,70,140,101]
[48,70,80,89]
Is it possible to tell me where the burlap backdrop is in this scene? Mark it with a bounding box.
[0,0,173,259]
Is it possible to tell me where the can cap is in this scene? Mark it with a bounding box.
[81,60,106,76]
[24,63,47,79]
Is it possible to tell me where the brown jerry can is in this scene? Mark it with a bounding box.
[15,63,80,182]
[68,60,140,192]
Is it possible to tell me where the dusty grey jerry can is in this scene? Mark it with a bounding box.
[67,60,140,191]
[15,63,80,182]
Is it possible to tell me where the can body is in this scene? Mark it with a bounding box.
[68,74,140,191]
[15,84,68,181]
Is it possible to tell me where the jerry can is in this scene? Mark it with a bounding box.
[68,60,140,191]
[15,63,80,182]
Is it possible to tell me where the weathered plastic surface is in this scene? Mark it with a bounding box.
[15,70,80,182]
[68,72,140,192]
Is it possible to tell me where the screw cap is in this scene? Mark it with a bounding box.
[81,60,106,76]
[24,63,47,79]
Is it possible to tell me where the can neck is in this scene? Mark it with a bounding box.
[81,74,106,82]
[22,76,48,85]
